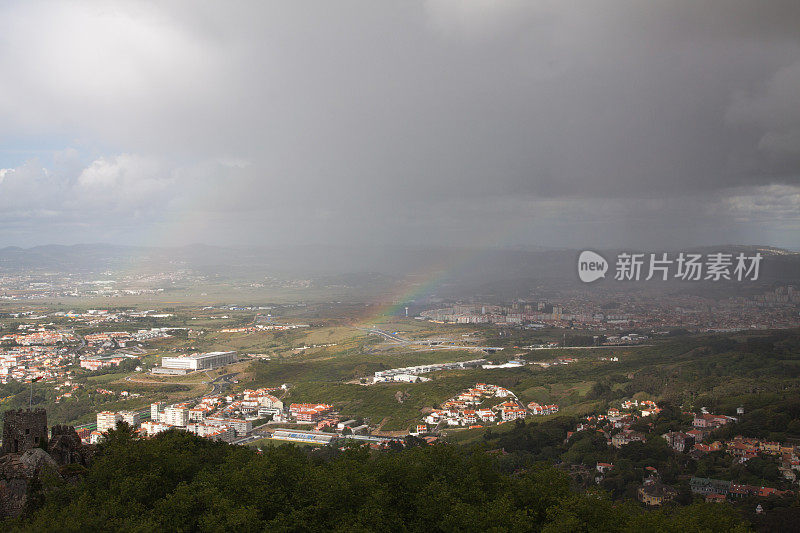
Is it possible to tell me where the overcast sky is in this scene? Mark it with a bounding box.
[1,1,799,250]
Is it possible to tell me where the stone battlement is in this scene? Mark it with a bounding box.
[1,409,48,455]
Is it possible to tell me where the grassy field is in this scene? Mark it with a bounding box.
[236,327,777,431]
[242,353,622,430]
[243,330,800,432]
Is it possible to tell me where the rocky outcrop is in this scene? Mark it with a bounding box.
[0,421,95,519]
[0,448,60,518]
[48,425,94,466]
[19,447,58,473]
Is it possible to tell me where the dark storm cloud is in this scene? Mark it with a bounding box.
[0,1,798,248]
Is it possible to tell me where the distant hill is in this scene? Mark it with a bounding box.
[0,244,797,300]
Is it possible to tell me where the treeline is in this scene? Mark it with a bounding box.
[4,428,750,532]
[714,395,800,443]
[581,331,800,407]
[481,416,690,498]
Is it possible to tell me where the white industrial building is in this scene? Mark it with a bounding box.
[155,351,237,374]
[373,359,486,382]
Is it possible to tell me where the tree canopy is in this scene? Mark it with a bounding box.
[4,430,752,532]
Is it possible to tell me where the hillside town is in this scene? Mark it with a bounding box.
[0,324,175,384]
[86,386,407,449]
[420,383,544,432]
[565,399,798,507]
[78,387,800,512]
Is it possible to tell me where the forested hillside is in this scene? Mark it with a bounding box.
[5,427,752,532]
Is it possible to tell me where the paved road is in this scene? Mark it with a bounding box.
[359,328,410,344]
[362,328,506,353]
[209,372,238,395]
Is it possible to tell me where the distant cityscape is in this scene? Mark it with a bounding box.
[419,285,800,332]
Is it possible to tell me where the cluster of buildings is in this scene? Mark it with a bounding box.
[0,269,200,300]
[417,285,800,333]
[267,427,403,448]
[220,323,309,333]
[22,308,174,325]
[89,387,342,446]
[0,345,72,384]
[419,304,568,326]
[566,399,663,448]
[62,308,174,320]
[79,356,127,371]
[74,330,161,373]
[573,401,797,506]
[527,402,559,415]
[373,359,486,383]
[241,388,285,420]
[529,357,579,368]
[670,433,800,486]
[289,403,333,422]
[637,475,679,506]
[0,325,178,384]
[684,430,800,503]
[603,334,649,345]
[90,398,254,444]
[91,388,283,444]
[723,436,799,467]
[753,285,800,306]
[96,410,141,433]
[621,399,659,415]
[84,331,136,347]
[690,476,794,502]
[1,330,77,346]
[566,401,676,505]
[421,383,527,431]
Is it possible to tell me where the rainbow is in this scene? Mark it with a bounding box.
[354,247,479,328]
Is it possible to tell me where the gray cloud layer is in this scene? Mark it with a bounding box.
[0,1,799,249]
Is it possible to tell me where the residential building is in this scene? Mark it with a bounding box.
[690,477,731,496]
[96,411,121,433]
[188,423,236,442]
[663,431,694,452]
[205,417,252,436]
[693,413,735,429]
[162,406,189,427]
[637,479,677,506]
[501,408,526,422]
[119,410,140,428]
[140,421,173,437]
[596,462,614,474]
[290,403,332,422]
[151,402,165,422]
[612,430,646,448]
